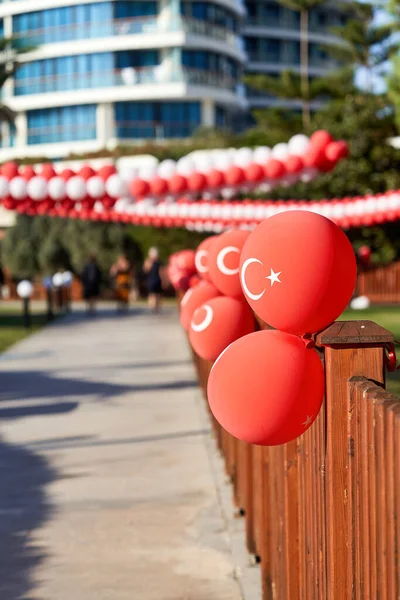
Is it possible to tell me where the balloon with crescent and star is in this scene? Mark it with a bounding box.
[208,229,250,298]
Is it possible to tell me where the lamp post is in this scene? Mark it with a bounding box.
[62,271,73,313]
[16,280,34,329]
[52,272,64,311]
[43,276,53,321]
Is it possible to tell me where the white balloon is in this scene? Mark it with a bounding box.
[66,176,86,201]
[52,272,64,288]
[288,134,310,156]
[138,164,157,181]
[27,176,47,201]
[114,197,131,212]
[105,174,128,198]
[271,143,289,161]
[48,177,66,201]
[87,176,105,199]
[234,147,253,168]
[253,146,271,164]
[17,280,33,299]
[63,271,73,286]
[0,176,9,199]
[119,165,138,181]
[350,296,371,310]
[194,155,213,174]
[157,159,176,179]
[215,153,232,171]
[281,174,298,187]
[176,158,195,176]
[9,176,27,200]
[221,187,235,199]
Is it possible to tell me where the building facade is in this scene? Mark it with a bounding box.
[0,0,344,159]
[243,0,346,111]
[0,0,247,159]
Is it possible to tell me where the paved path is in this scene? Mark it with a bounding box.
[0,306,256,600]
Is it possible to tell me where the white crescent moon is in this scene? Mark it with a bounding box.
[217,246,240,276]
[195,250,208,273]
[191,304,213,332]
[241,258,265,301]
[181,288,193,307]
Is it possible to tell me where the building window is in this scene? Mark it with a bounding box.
[182,50,238,78]
[27,105,97,144]
[114,101,201,139]
[180,1,237,32]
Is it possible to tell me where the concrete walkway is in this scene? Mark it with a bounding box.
[0,306,259,600]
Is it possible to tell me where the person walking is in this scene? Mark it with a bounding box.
[109,255,132,312]
[82,254,102,314]
[143,247,163,313]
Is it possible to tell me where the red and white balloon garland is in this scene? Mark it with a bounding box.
[175,211,357,446]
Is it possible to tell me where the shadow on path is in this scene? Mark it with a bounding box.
[0,371,197,406]
[0,436,55,600]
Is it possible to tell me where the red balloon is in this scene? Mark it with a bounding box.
[189,274,201,288]
[169,174,188,195]
[304,146,326,169]
[310,130,333,149]
[176,249,196,274]
[265,159,286,180]
[207,329,325,446]
[189,296,255,361]
[150,176,168,197]
[98,165,117,180]
[180,280,220,331]
[325,140,349,162]
[195,236,218,281]
[225,166,245,187]
[208,229,250,298]
[40,164,56,180]
[286,155,304,174]
[102,197,116,210]
[20,165,36,181]
[60,168,75,181]
[207,170,225,188]
[240,211,357,335]
[246,163,264,183]
[358,245,371,260]
[79,165,96,180]
[188,172,207,193]
[130,178,150,199]
[2,162,19,180]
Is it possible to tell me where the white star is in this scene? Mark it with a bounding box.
[266,268,282,287]
[303,415,313,428]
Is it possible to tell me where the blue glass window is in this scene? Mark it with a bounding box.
[27,105,97,145]
[182,50,238,78]
[115,101,201,139]
[180,2,237,31]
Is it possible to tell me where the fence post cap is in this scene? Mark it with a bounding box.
[316,320,394,347]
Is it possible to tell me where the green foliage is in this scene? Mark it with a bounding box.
[2,215,206,279]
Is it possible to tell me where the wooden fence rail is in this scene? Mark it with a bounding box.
[190,318,400,600]
[357,262,400,303]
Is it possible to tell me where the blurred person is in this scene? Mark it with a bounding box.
[82,254,101,315]
[110,255,132,311]
[143,247,163,313]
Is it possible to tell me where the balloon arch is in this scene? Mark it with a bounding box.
[0,130,395,231]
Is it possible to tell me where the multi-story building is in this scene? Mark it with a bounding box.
[0,0,345,159]
[243,0,346,111]
[0,0,247,159]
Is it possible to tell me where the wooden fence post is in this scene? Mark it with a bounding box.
[316,320,394,600]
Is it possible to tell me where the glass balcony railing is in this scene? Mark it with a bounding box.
[26,119,202,145]
[13,15,242,52]
[12,65,238,97]
[246,51,340,69]
[245,12,345,35]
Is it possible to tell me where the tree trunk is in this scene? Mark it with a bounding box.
[300,9,310,130]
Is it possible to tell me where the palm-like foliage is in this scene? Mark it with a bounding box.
[0,37,34,128]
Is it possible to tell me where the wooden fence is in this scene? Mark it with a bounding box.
[357,262,400,303]
[189,317,400,599]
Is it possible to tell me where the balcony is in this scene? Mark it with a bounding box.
[12,65,238,97]
[13,15,243,53]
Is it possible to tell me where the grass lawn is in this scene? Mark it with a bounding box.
[0,307,50,354]
[341,305,400,396]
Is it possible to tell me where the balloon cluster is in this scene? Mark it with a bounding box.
[128,131,347,200]
[167,249,198,291]
[0,131,348,217]
[180,211,357,446]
